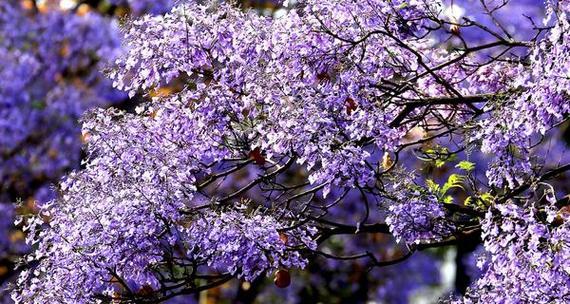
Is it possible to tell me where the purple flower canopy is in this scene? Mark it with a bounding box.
[3,0,570,303]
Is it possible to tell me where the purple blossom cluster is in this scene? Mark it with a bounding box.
[454,201,570,303]
[11,102,316,301]
[385,176,455,245]
[387,197,454,245]
[474,1,570,188]
[12,192,315,302]
[185,206,317,281]
[109,0,445,197]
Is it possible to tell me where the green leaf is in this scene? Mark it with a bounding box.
[435,159,446,168]
[443,195,454,204]
[479,192,494,205]
[456,161,475,171]
[442,174,465,194]
[426,179,440,194]
[464,196,474,206]
[418,146,457,168]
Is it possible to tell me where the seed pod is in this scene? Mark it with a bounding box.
[249,147,266,165]
[553,205,570,226]
[345,97,358,115]
[137,284,154,296]
[279,232,289,244]
[274,269,291,288]
[450,23,461,35]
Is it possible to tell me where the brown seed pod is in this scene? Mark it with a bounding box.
[450,23,461,36]
[279,232,289,245]
[137,284,154,296]
[345,97,358,115]
[274,269,291,288]
[553,205,570,226]
[249,147,266,165]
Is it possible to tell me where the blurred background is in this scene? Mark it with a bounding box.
[1,1,568,303]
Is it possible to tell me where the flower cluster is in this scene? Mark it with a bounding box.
[454,201,570,303]
[185,206,317,281]
[474,2,570,188]
[385,176,455,245]
[11,101,316,302]
[386,196,454,245]
[13,182,315,302]
[109,0,448,197]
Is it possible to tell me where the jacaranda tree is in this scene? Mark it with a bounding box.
[0,0,176,300]
[7,0,570,303]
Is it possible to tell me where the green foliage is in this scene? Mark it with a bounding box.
[464,196,474,206]
[426,179,441,194]
[426,174,466,204]
[456,160,475,171]
[479,192,494,204]
[418,146,457,168]
[442,174,465,194]
[464,193,494,209]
